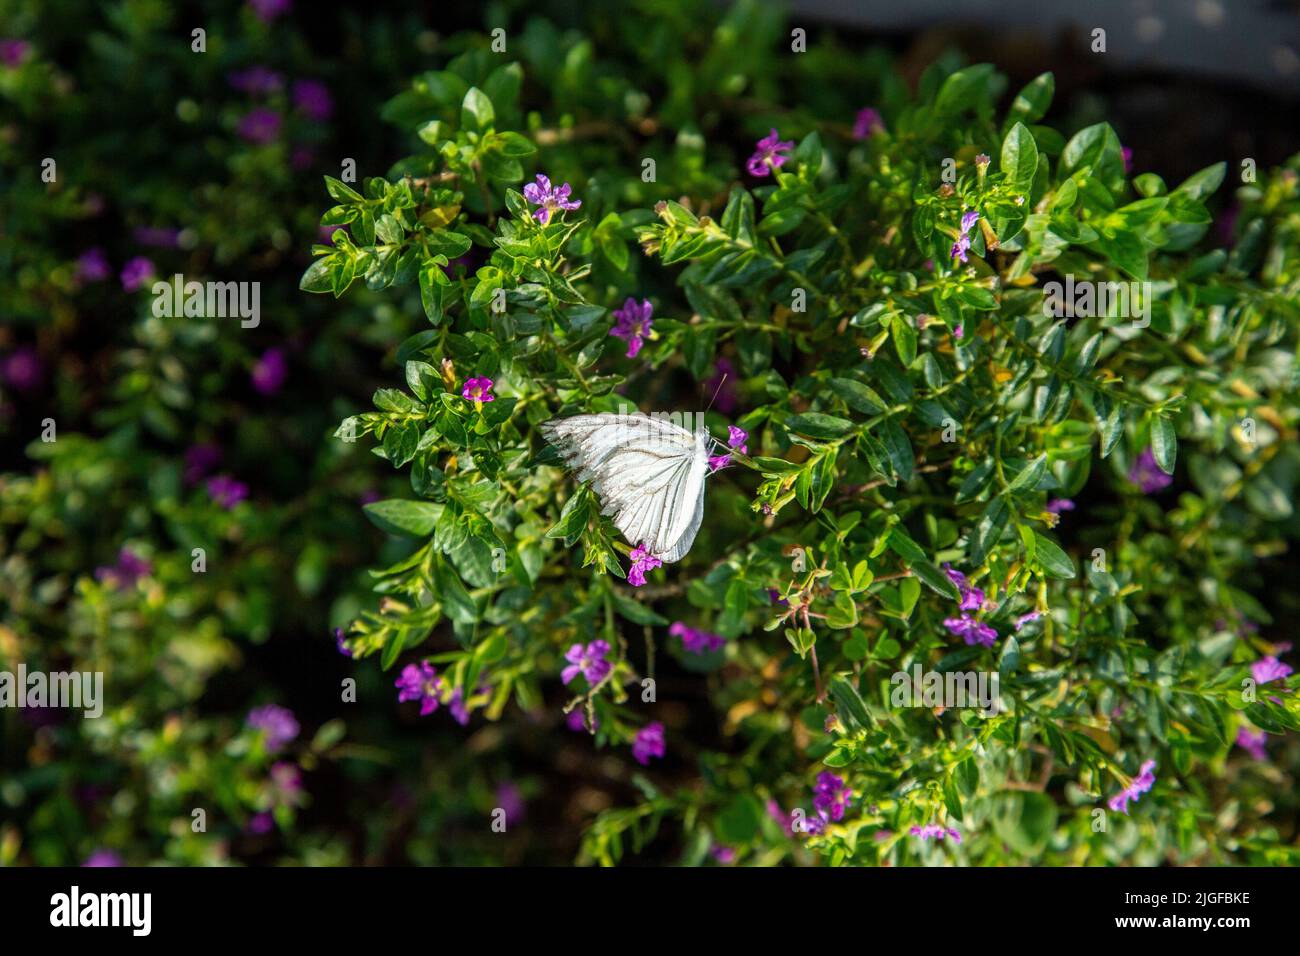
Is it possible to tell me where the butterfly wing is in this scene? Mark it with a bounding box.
[540,414,708,563]
[654,448,707,563]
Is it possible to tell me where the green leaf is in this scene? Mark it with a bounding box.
[494,130,536,157]
[545,492,589,546]
[970,497,1010,565]
[829,377,888,415]
[461,86,494,131]
[299,256,335,293]
[611,591,668,626]
[992,792,1058,856]
[1172,162,1226,201]
[1005,454,1048,496]
[891,313,917,366]
[878,420,915,482]
[1033,532,1076,579]
[1005,72,1054,129]
[434,557,478,639]
[955,460,995,503]
[785,413,855,440]
[943,774,964,822]
[935,63,994,116]
[829,675,873,731]
[1000,122,1039,189]
[1150,417,1177,475]
[324,175,363,202]
[825,591,858,629]
[911,560,960,601]
[363,499,443,537]
[886,527,926,562]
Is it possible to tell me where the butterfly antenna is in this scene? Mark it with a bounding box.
[703,372,728,415]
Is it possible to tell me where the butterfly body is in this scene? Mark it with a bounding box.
[540,413,709,563]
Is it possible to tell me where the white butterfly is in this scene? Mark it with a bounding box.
[540,412,716,563]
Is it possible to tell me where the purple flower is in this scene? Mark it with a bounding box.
[292,79,333,121]
[566,708,598,732]
[1107,759,1156,814]
[943,564,985,612]
[248,0,291,22]
[0,39,30,68]
[395,661,442,716]
[767,799,794,836]
[228,65,284,94]
[496,782,525,823]
[562,639,612,686]
[1128,447,1172,493]
[812,772,853,822]
[1015,610,1042,632]
[950,211,980,264]
[943,563,969,588]
[1236,728,1268,762]
[246,704,299,751]
[910,823,961,843]
[207,474,249,509]
[609,297,654,359]
[943,614,998,648]
[247,811,275,834]
[632,721,665,765]
[1215,201,1240,249]
[251,347,287,395]
[1046,498,1075,514]
[669,622,726,655]
[522,174,581,225]
[75,248,110,283]
[1,346,43,391]
[950,235,972,264]
[237,107,282,144]
[462,376,495,404]
[184,443,222,485]
[627,544,662,587]
[1122,146,1134,175]
[448,688,470,726]
[334,627,352,658]
[710,845,737,864]
[270,761,303,802]
[132,226,182,248]
[852,108,883,141]
[82,849,123,867]
[1251,653,1293,686]
[709,425,748,472]
[704,358,738,413]
[94,547,152,591]
[746,128,794,177]
[767,588,789,606]
[120,256,155,292]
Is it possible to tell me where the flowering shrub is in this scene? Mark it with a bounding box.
[3,0,1297,868]
[0,0,512,866]
[303,2,1300,865]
